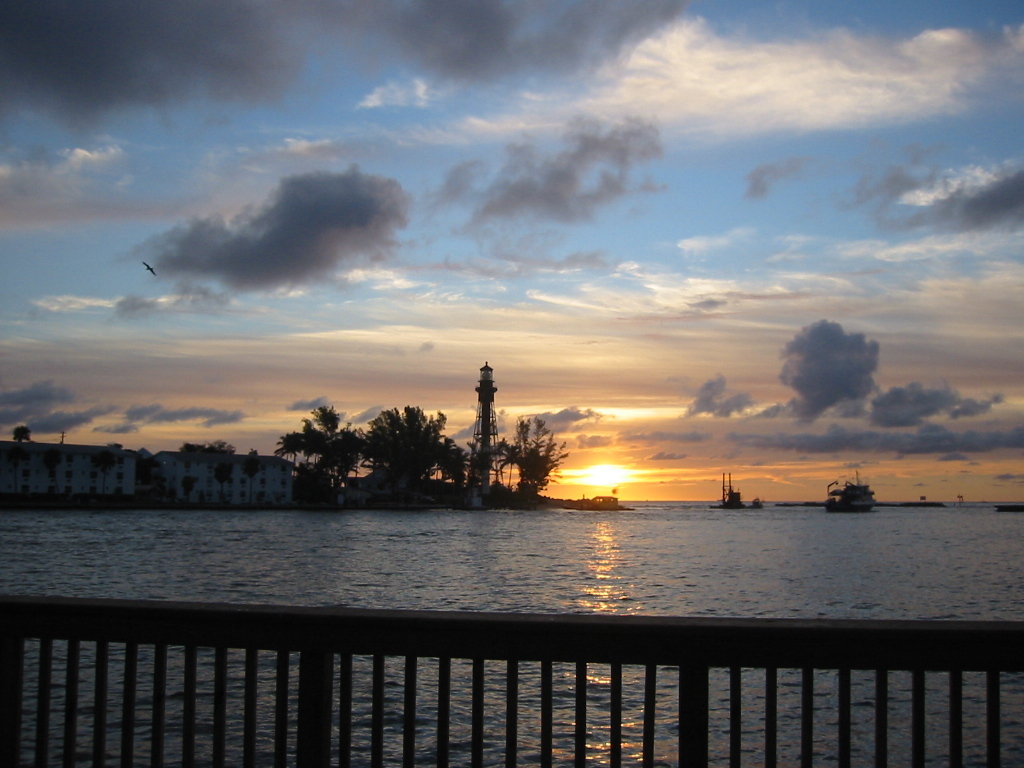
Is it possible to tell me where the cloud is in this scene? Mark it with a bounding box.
[530,407,602,431]
[114,284,233,318]
[746,158,809,199]
[358,79,435,109]
[289,397,332,412]
[869,382,1002,427]
[351,0,688,81]
[686,375,753,417]
[924,169,1024,231]
[445,117,661,224]
[114,404,246,430]
[1,1,688,125]
[0,381,114,434]
[624,430,710,443]
[0,1,303,124]
[730,423,1024,456]
[779,320,879,421]
[576,434,614,449]
[139,168,409,290]
[573,20,1024,139]
[648,451,687,461]
[0,144,137,228]
[853,158,1024,233]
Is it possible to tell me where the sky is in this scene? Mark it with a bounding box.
[2,0,1023,502]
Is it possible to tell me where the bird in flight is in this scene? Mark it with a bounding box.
[142,261,156,275]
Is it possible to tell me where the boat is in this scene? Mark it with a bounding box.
[995,504,1024,512]
[560,495,632,511]
[825,475,875,512]
[715,473,759,509]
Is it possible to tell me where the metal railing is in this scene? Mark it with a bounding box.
[1,595,1022,767]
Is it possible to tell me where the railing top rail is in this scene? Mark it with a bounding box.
[2,595,1022,671]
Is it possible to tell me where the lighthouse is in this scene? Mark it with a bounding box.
[471,362,498,498]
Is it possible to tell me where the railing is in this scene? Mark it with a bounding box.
[1,596,1022,767]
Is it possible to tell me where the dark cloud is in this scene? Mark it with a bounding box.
[624,430,710,443]
[0,380,73,418]
[730,423,1024,456]
[115,283,232,318]
[2,1,687,125]
[23,408,115,435]
[851,153,1024,233]
[869,383,1002,427]
[139,168,409,290]
[779,320,879,422]
[120,404,245,429]
[348,0,688,81]
[686,375,752,418]
[0,381,115,434]
[531,407,601,430]
[289,397,332,412]
[352,406,384,424]
[745,157,809,199]
[446,118,661,224]
[927,169,1024,231]
[0,0,301,124]
[576,434,614,449]
[648,451,687,461]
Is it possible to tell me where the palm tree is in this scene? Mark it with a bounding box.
[5,444,29,493]
[214,462,234,503]
[181,475,197,502]
[243,452,261,504]
[92,450,117,495]
[43,448,62,493]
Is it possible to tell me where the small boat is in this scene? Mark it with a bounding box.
[560,495,632,511]
[825,475,875,512]
[995,504,1024,512]
[715,473,758,509]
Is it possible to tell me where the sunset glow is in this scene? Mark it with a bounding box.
[2,2,1023,502]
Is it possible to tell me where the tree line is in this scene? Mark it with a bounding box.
[274,405,567,505]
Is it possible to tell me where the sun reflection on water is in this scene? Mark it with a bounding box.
[578,520,637,614]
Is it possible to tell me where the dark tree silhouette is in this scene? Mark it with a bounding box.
[43,448,62,492]
[214,462,234,502]
[276,405,365,502]
[181,475,197,502]
[361,406,448,495]
[12,425,31,442]
[506,417,568,500]
[180,440,235,454]
[243,451,261,504]
[91,450,117,494]
[5,444,29,493]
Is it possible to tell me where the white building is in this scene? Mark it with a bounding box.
[0,441,136,497]
[153,451,293,505]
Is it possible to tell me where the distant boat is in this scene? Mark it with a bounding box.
[995,504,1024,512]
[825,475,876,513]
[560,495,631,511]
[715,473,760,509]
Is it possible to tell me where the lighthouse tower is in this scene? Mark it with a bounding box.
[472,362,498,496]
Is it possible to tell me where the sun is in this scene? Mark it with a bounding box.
[573,464,632,490]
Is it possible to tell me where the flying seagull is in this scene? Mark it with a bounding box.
[142,261,156,276]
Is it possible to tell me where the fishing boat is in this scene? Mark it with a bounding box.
[560,495,631,511]
[825,475,875,512]
[715,473,759,509]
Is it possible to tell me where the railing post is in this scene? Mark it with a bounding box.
[679,663,708,768]
[298,650,334,768]
[0,637,23,768]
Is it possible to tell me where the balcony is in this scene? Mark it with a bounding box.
[1,595,1022,766]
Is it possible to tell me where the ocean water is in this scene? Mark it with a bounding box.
[1,502,1021,619]
[2,502,1022,766]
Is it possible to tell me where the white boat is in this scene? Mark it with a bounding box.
[825,475,875,512]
